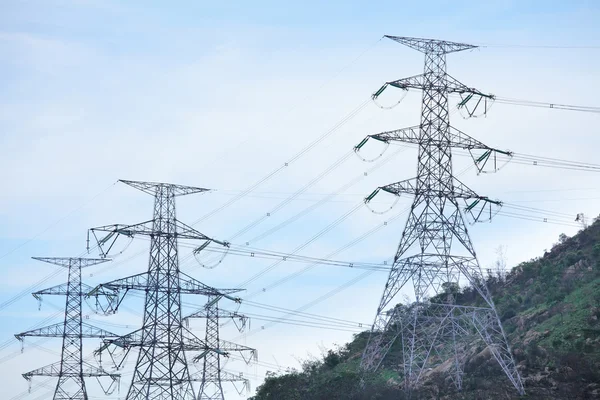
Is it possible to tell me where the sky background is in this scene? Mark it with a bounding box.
[1,0,600,398]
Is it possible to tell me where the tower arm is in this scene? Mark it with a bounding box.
[32,257,109,269]
[33,282,95,298]
[190,369,249,384]
[89,219,228,257]
[383,73,492,98]
[368,125,497,150]
[15,322,65,339]
[186,308,249,330]
[372,177,480,199]
[368,177,502,223]
[357,125,512,174]
[188,338,258,364]
[119,179,210,197]
[218,340,256,356]
[384,35,477,54]
[23,361,119,380]
[96,328,144,353]
[16,322,118,340]
[179,272,244,297]
[90,272,241,315]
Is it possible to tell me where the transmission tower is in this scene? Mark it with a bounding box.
[88,180,241,400]
[356,36,525,394]
[14,257,120,400]
[186,294,256,400]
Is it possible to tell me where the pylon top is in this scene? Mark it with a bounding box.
[32,257,109,269]
[384,35,477,54]
[119,179,210,197]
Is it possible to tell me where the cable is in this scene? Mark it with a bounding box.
[227,150,355,241]
[393,141,600,173]
[478,42,600,49]
[0,181,117,261]
[244,146,407,245]
[230,270,374,343]
[493,96,600,114]
[238,202,364,288]
[195,36,383,172]
[191,98,371,226]
[241,300,369,327]
[202,244,391,272]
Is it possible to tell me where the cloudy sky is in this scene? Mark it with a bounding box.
[1,0,600,398]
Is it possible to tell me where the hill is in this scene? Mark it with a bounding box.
[249,218,600,399]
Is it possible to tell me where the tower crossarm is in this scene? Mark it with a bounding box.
[218,340,256,355]
[90,219,228,258]
[90,272,241,314]
[192,340,256,363]
[190,369,248,384]
[369,125,501,151]
[185,294,245,318]
[32,257,109,269]
[376,176,487,200]
[186,308,249,332]
[99,327,217,352]
[90,219,213,240]
[119,179,210,197]
[179,272,243,296]
[15,322,118,340]
[96,328,145,353]
[357,126,512,174]
[384,35,477,54]
[32,282,95,298]
[385,73,492,98]
[22,361,119,380]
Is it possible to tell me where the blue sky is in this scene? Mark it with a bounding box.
[1,1,600,398]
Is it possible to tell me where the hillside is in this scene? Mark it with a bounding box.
[249,218,600,399]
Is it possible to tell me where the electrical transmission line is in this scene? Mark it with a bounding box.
[87,180,242,400]
[14,257,120,400]
[357,35,525,395]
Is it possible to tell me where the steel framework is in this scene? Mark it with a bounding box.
[358,36,525,395]
[15,257,120,400]
[187,294,256,400]
[88,180,239,400]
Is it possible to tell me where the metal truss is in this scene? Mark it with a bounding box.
[14,257,120,400]
[187,295,256,400]
[88,180,234,400]
[359,36,525,395]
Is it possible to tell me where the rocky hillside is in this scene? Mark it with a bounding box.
[250,218,600,399]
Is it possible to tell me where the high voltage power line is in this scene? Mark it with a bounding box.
[4,33,599,400]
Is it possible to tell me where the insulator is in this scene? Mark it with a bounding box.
[457,93,495,119]
[194,246,229,269]
[372,88,408,110]
[354,137,390,162]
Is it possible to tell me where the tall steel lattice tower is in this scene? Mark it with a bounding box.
[358,36,525,395]
[15,257,120,400]
[88,180,239,400]
[186,294,256,400]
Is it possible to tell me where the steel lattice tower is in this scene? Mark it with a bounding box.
[15,257,120,400]
[88,180,240,400]
[358,36,525,395]
[187,294,256,400]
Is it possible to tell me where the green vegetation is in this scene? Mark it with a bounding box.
[250,218,600,399]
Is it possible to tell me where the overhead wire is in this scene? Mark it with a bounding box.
[226,150,355,241]
[195,36,384,173]
[191,98,371,226]
[0,181,117,261]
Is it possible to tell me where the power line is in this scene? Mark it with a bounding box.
[0,181,117,261]
[191,98,371,226]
